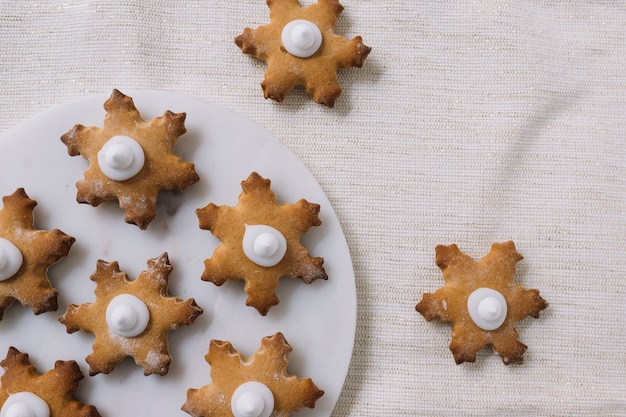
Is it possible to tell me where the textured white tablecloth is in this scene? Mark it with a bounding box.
[1,1,625,415]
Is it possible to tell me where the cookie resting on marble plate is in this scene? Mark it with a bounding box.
[182,332,324,417]
[235,0,371,107]
[0,188,75,320]
[196,172,327,316]
[60,89,199,230]
[415,241,548,365]
[59,253,203,376]
[0,347,101,417]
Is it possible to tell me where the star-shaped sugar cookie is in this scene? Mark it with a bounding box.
[236,0,371,107]
[61,89,199,229]
[59,253,203,376]
[0,188,75,319]
[182,333,324,417]
[0,347,100,417]
[415,241,548,364]
[196,172,327,315]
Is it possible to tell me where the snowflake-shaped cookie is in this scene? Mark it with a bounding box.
[182,332,324,417]
[61,89,199,229]
[0,347,100,417]
[0,188,75,320]
[415,241,548,365]
[196,172,327,315]
[59,253,203,376]
[235,0,371,107]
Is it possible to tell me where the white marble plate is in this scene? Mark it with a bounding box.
[0,90,356,417]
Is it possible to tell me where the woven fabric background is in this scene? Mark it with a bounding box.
[1,1,625,415]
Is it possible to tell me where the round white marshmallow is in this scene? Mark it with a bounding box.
[97,135,145,181]
[281,19,323,58]
[230,382,274,417]
[106,294,150,337]
[467,287,507,331]
[242,225,287,267]
[0,237,23,281]
[0,392,50,417]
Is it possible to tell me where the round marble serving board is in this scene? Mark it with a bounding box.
[0,90,356,417]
